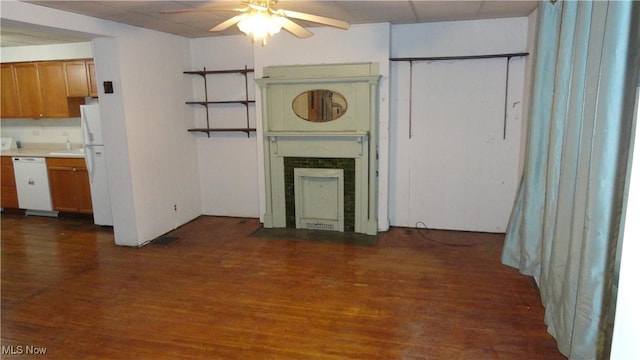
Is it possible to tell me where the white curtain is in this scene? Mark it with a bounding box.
[501,0,637,358]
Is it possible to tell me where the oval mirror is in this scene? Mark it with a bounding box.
[292,89,347,122]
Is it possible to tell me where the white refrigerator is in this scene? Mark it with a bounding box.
[81,104,114,226]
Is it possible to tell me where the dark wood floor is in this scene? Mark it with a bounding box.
[1,213,564,359]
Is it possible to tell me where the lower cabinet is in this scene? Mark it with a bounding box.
[46,157,92,214]
[1,156,19,208]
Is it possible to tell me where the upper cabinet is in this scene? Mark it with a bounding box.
[13,62,43,118]
[64,60,98,97]
[1,64,21,118]
[86,61,98,97]
[1,59,95,119]
[39,61,83,118]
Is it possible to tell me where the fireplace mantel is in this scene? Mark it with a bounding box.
[257,63,381,235]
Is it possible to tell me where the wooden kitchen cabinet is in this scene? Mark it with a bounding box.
[13,62,43,118]
[38,62,83,118]
[1,60,85,119]
[1,156,19,209]
[64,60,98,97]
[47,157,92,214]
[64,60,89,97]
[1,64,21,118]
[87,60,98,97]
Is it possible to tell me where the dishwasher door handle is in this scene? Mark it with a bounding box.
[13,157,46,163]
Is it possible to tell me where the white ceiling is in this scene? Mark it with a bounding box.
[2,1,538,47]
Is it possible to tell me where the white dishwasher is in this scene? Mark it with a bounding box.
[12,157,56,216]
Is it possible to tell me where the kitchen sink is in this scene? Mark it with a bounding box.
[48,148,85,156]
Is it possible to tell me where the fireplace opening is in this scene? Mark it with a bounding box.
[284,157,356,232]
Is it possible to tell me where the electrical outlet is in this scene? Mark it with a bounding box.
[174,204,177,212]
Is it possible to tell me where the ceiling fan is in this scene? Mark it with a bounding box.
[161,0,350,45]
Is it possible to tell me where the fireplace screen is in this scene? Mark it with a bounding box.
[294,168,344,232]
[284,157,356,232]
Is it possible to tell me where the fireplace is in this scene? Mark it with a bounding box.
[285,157,355,232]
[257,63,381,235]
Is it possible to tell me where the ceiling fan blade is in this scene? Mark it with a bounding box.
[210,14,248,32]
[278,17,313,38]
[279,9,350,30]
[160,7,247,15]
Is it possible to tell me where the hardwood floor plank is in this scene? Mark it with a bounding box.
[1,214,564,359]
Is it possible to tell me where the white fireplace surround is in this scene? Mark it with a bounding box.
[257,63,381,235]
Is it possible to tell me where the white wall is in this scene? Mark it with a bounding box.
[189,35,259,217]
[91,37,139,244]
[254,23,392,230]
[2,1,201,246]
[389,17,530,230]
[0,42,92,62]
[106,31,200,245]
[391,17,529,58]
[611,88,640,359]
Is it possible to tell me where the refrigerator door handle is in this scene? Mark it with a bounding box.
[81,107,88,143]
[86,148,95,183]
[81,107,94,144]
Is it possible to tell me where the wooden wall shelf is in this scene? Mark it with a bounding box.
[184,66,255,138]
[185,100,255,106]
[188,128,257,135]
[184,68,254,76]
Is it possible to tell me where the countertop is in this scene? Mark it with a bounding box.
[1,143,85,159]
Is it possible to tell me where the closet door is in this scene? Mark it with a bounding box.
[408,58,523,232]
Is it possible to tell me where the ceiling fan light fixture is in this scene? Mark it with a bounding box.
[237,11,283,45]
[161,0,349,44]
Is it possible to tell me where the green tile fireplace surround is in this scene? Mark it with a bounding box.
[257,63,381,235]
